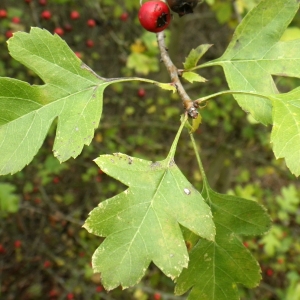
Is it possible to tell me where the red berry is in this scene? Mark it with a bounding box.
[74,51,82,59]
[138,1,171,33]
[64,23,73,32]
[67,293,74,300]
[70,10,80,20]
[86,39,94,48]
[138,88,146,98]
[120,12,129,22]
[54,27,64,36]
[87,19,96,27]
[43,260,51,268]
[0,9,7,18]
[41,10,51,20]
[39,0,47,5]
[48,289,58,297]
[153,292,161,300]
[0,244,6,254]
[12,17,21,24]
[266,268,273,277]
[96,286,103,292]
[14,240,22,248]
[25,0,32,3]
[53,176,60,184]
[5,30,13,39]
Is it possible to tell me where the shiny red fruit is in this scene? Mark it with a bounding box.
[70,10,80,20]
[41,10,51,20]
[138,1,171,33]
[0,9,7,18]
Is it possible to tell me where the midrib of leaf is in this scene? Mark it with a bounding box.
[9,31,99,88]
[102,118,188,275]
[120,166,171,269]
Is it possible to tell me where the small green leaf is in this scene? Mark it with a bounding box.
[155,82,177,93]
[175,187,271,300]
[182,72,207,83]
[84,123,215,290]
[190,114,202,133]
[183,44,212,70]
[204,0,300,125]
[270,87,300,176]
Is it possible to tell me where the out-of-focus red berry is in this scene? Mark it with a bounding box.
[41,10,52,20]
[74,51,82,59]
[0,9,7,18]
[48,289,59,297]
[43,260,52,268]
[70,10,80,20]
[53,176,60,184]
[0,244,6,254]
[25,0,32,3]
[96,286,103,292]
[14,240,22,248]
[54,27,64,36]
[64,23,73,32]
[266,268,273,276]
[12,17,21,24]
[67,293,74,300]
[120,12,129,22]
[137,88,146,98]
[39,0,47,5]
[87,19,96,27]
[5,30,13,39]
[153,292,162,300]
[86,39,94,48]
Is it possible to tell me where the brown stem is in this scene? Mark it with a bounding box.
[156,31,198,118]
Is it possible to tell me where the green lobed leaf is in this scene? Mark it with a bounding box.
[183,44,212,70]
[83,124,216,290]
[0,28,111,175]
[204,0,300,125]
[175,187,271,300]
[270,87,300,176]
[0,28,166,175]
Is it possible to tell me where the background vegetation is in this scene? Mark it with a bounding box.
[0,0,299,299]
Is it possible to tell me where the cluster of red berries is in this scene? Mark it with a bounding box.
[138,0,199,33]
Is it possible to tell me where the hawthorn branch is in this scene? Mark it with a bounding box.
[156,31,198,118]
